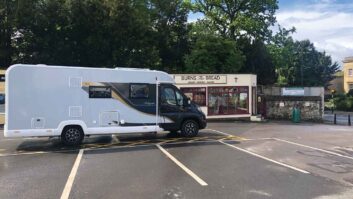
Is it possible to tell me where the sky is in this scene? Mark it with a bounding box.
[188,0,353,66]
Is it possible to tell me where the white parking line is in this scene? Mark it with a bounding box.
[205,128,232,136]
[329,128,352,132]
[156,144,208,186]
[0,151,49,157]
[274,138,353,161]
[219,140,310,174]
[60,149,84,199]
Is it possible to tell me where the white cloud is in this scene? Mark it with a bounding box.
[276,2,353,66]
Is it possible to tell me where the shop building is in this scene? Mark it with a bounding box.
[173,74,257,119]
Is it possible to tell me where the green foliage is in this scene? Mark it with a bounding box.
[188,0,278,84]
[185,35,244,73]
[268,27,339,87]
[347,89,353,97]
[0,0,17,68]
[0,0,338,88]
[2,0,189,71]
[333,95,353,111]
[150,0,189,72]
[192,0,278,40]
[240,39,276,85]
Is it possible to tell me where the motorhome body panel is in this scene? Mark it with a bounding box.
[5,64,175,137]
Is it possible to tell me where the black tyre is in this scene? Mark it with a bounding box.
[61,126,84,146]
[180,120,199,137]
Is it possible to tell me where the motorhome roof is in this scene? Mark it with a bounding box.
[19,64,159,73]
[114,67,152,71]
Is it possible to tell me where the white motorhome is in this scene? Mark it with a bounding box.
[5,64,206,145]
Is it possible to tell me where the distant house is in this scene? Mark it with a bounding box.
[343,56,353,93]
[328,71,344,94]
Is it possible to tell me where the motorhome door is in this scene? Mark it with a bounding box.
[159,84,185,130]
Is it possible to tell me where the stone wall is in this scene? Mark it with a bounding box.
[264,96,322,121]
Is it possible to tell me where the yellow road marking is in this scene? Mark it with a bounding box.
[126,140,149,146]
[205,129,248,140]
[0,130,250,157]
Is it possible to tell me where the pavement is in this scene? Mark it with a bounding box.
[323,113,351,125]
[1,122,353,198]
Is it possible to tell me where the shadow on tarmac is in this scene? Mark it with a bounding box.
[14,130,239,153]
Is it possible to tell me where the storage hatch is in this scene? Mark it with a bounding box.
[99,111,119,126]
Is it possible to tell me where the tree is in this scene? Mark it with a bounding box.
[0,0,17,68]
[9,0,165,69]
[192,0,278,41]
[240,40,276,85]
[150,0,189,72]
[184,34,244,73]
[292,40,339,87]
[11,0,72,65]
[268,27,339,87]
[267,27,297,85]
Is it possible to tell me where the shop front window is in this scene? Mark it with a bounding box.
[208,87,249,115]
[180,87,206,106]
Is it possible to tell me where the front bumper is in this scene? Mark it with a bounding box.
[199,118,207,129]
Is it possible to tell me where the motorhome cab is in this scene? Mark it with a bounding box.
[5,64,206,145]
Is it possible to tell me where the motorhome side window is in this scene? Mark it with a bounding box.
[130,84,149,99]
[89,86,112,98]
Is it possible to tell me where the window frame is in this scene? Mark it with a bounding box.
[175,89,185,106]
[161,87,178,106]
[180,87,207,106]
[89,86,112,99]
[349,69,353,77]
[129,83,150,99]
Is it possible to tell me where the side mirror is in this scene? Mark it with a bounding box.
[183,98,190,106]
[187,97,191,105]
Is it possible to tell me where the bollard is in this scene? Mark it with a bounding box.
[334,114,337,125]
[349,115,351,126]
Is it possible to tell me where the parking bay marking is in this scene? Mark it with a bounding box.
[60,149,84,199]
[156,144,208,186]
[274,138,353,161]
[0,134,246,157]
[206,128,248,140]
[219,140,310,174]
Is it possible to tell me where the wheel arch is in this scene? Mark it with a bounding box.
[180,116,201,129]
[57,120,87,135]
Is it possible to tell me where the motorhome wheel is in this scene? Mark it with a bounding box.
[181,120,199,137]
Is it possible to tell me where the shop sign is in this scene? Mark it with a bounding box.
[282,87,304,96]
[173,74,227,84]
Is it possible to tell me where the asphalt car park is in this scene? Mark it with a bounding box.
[1,122,353,199]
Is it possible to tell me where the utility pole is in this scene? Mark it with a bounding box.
[301,64,303,86]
